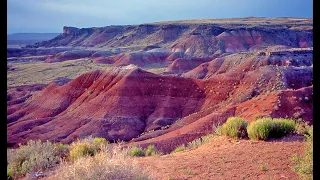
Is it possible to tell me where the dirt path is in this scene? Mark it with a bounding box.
[137,135,305,180]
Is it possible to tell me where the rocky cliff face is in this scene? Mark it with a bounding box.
[30,18,312,57]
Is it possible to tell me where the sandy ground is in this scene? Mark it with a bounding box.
[137,135,305,180]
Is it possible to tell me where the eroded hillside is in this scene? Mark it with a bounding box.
[7,18,313,150]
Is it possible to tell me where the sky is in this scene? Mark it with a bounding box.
[7,0,313,34]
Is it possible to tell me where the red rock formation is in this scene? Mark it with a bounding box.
[7,18,313,151]
[7,58,313,148]
[93,57,114,64]
[7,67,206,146]
[30,18,312,57]
[165,57,212,74]
[44,50,94,63]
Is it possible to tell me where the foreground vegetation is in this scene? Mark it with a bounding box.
[291,126,313,180]
[171,117,311,152]
[220,117,248,139]
[247,118,296,140]
[7,140,61,176]
[7,117,312,179]
[53,146,149,180]
[170,117,312,178]
[7,137,150,179]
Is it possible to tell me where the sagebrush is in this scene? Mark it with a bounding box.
[53,146,149,180]
[93,137,109,151]
[7,140,60,175]
[69,141,95,161]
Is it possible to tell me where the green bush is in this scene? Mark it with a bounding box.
[247,118,295,140]
[129,147,145,157]
[220,117,248,139]
[247,118,273,140]
[7,140,60,175]
[69,142,95,161]
[272,118,296,137]
[291,126,313,179]
[7,168,13,180]
[171,144,187,154]
[93,137,108,151]
[145,145,159,156]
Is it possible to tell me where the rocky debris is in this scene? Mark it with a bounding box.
[26,171,47,179]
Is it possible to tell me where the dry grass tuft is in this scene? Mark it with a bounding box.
[52,145,149,180]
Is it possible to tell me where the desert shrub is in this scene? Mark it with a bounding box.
[53,146,149,180]
[7,168,13,180]
[7,140,60,175]
[272,118,296,137]
[93,137,108,151]
[129,147,145,157]
[247,118,295,140]
[54,143,69,159]
[171,144,187,154]
[247,118,274,140]
[171,133,216,154]
[295,120,311,136]
[145,145,159,156]
[201,133,215,143]
[213,122,222,136]
[188,132,217,149]
[69,141,95,161]
[291,126,313,179]
[187,138,203,149]
[220,117,248,139]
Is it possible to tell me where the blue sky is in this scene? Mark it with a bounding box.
[7,0,313,33]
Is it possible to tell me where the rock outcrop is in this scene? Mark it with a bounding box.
[28,18,312,57]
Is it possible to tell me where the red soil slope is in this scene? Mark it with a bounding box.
[165,57,213,74]
[7,66,206,146]
[138,135,305,179]
[7,56,312,149]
